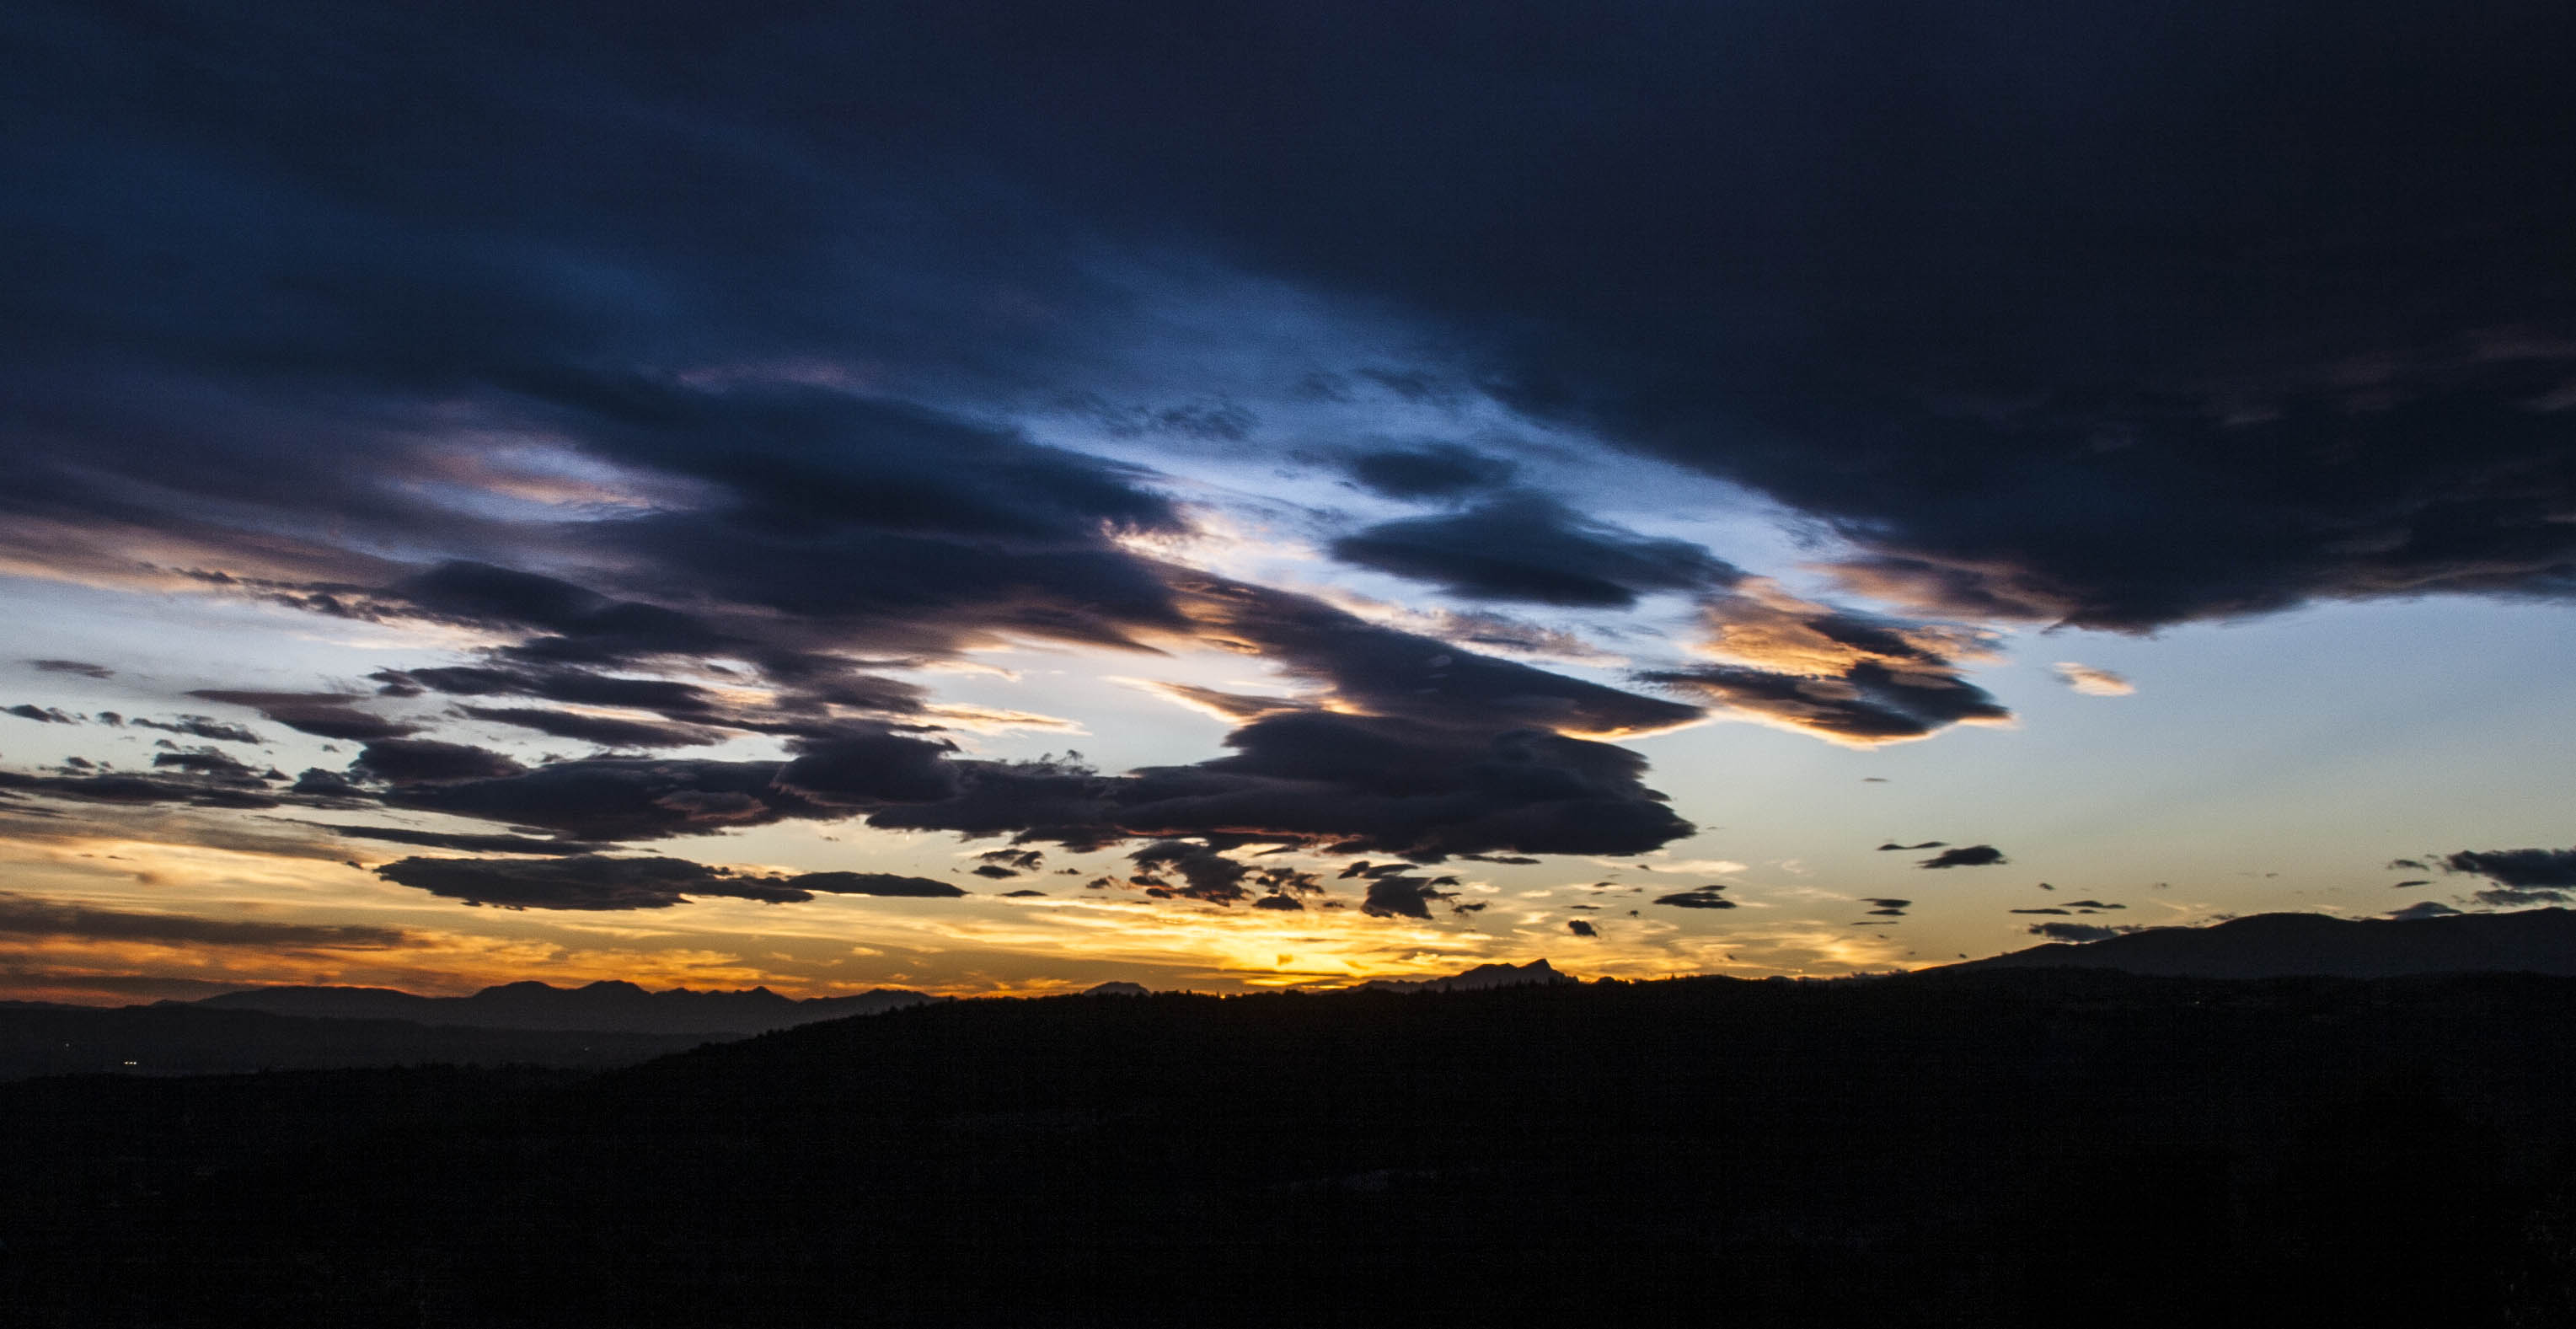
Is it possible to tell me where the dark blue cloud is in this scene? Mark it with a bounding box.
[1330,492,1739,608]
[1341,443,1516,501]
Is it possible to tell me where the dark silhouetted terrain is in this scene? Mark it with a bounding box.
[0,1003,707,1080]
[1952,907,2576,978]
[185,978,936,1035]
[9,967,2576,1326]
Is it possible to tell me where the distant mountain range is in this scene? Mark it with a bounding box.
[178,979,937,1036]
[1947,908,2576,978]
[29,907,2574,1084]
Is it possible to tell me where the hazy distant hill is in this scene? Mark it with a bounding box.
[1947,907,2576,978]
[184,978,936,1036]
[0,1003,704,1080]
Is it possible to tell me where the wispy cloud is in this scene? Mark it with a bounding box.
[2052,662,2135,696]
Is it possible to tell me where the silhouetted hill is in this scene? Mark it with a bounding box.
[1948,907,2576,978]
[0,1003,704,1080]
[13,969,2576,1326]
[1357,957,1577,993]
[1079,980,1149,996]
[185,978,936,1035]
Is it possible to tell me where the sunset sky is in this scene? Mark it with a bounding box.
[3,0,2569,1002]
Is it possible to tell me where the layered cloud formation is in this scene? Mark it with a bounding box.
[1,1,2568,961]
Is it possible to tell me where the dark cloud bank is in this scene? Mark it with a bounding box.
[2429,847,2576,909]
[364,705,1694,865]
[7,3,2562,627]
[372,855,965,912]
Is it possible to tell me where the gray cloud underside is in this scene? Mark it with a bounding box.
[2443,849,2576,890]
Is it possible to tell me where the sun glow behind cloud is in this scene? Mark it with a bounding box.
[0,806,1952,999]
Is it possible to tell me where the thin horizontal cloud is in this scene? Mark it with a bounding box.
[27,660,115,679]
[0,892,412,950]
[372,855,970,911]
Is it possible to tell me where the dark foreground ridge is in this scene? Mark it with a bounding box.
[9,968,2576,1326]
[0,1003,710,1081]
[1950,906,2576,978]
